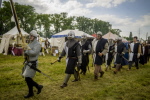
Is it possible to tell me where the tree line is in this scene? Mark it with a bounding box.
[0,1,121,38]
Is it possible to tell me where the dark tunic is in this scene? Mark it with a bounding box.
[80,41,90,72]
[116,42,126,64]
[95,38,107,65]
[139,45,144,65]
[132,43,140,62]
[122,42,129,65]
[65,42,80,74]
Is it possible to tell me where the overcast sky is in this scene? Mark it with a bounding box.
[3,0,150,39]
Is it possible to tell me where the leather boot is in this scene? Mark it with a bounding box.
[24,93,34,98]
[100,71,104,77]
[72,79,78,82]
[114,70,117,74]
[37,85,43,94]
[24,77,34,98]
[94,75,98,80]
[60,83,67,88]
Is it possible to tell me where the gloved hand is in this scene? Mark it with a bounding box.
[137,53,140,58]
[98,52,103,57]
[57,57,62,62]
[22,43,31,50]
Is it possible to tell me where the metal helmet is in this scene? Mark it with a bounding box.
[67,31,75,39]
[96,31,102,35]
[30,30,39,37]
[108,38,114,46]
[81,33,87,39]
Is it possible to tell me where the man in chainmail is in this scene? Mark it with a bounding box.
[58,31,82,88]
[92,31,108,80]
[105,38,115,71]
[79,33,91,75]
[114,37,126,74]
[22,30,43,98]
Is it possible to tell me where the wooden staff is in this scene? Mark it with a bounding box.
[9,0,25,44]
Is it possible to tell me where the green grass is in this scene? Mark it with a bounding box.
[0,54,150,100]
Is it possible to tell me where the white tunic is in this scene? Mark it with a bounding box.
[129,43,134,61]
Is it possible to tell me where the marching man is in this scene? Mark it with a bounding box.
[113,37,126,74]
[22,30,43,98]
[105,38,115,71]
[128,36,141,70]
[92,31,108,80]
[79,33,91,75]
[58,31,82,88]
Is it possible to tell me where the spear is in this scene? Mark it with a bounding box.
[9,0,25,44]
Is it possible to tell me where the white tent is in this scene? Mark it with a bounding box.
[0,27,29,55]
[50,29,94,52]
[103,32,119,40]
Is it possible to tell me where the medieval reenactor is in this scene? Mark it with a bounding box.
[79,33,91,75]
[139,41,145,65]
[45,38,50,54]
[112,40,117,68]
[128,36,141,70]
[114,37,126,74]
[58,31,82,88]
[22,30,43,98]
[92,31,108,80]
[105,38,115,71]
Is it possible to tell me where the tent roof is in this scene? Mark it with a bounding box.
[51,29,94,38]
[3,26,29,37]
[92,34,96,38]
[102,32,119,40]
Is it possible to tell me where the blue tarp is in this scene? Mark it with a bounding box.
[51,35,81,38]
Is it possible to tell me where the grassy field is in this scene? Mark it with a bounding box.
[0,54,150,100]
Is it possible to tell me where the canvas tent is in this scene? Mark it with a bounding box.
[91,33,96,38]
[103,32,119,40]
[0,26,29,55]
[50,29,94,52]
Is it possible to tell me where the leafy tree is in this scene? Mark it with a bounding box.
[0,1,121,38]
[110,29,121,36]
[36,14,51,37]
[0,1,12,35]
[0,1,36,35]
